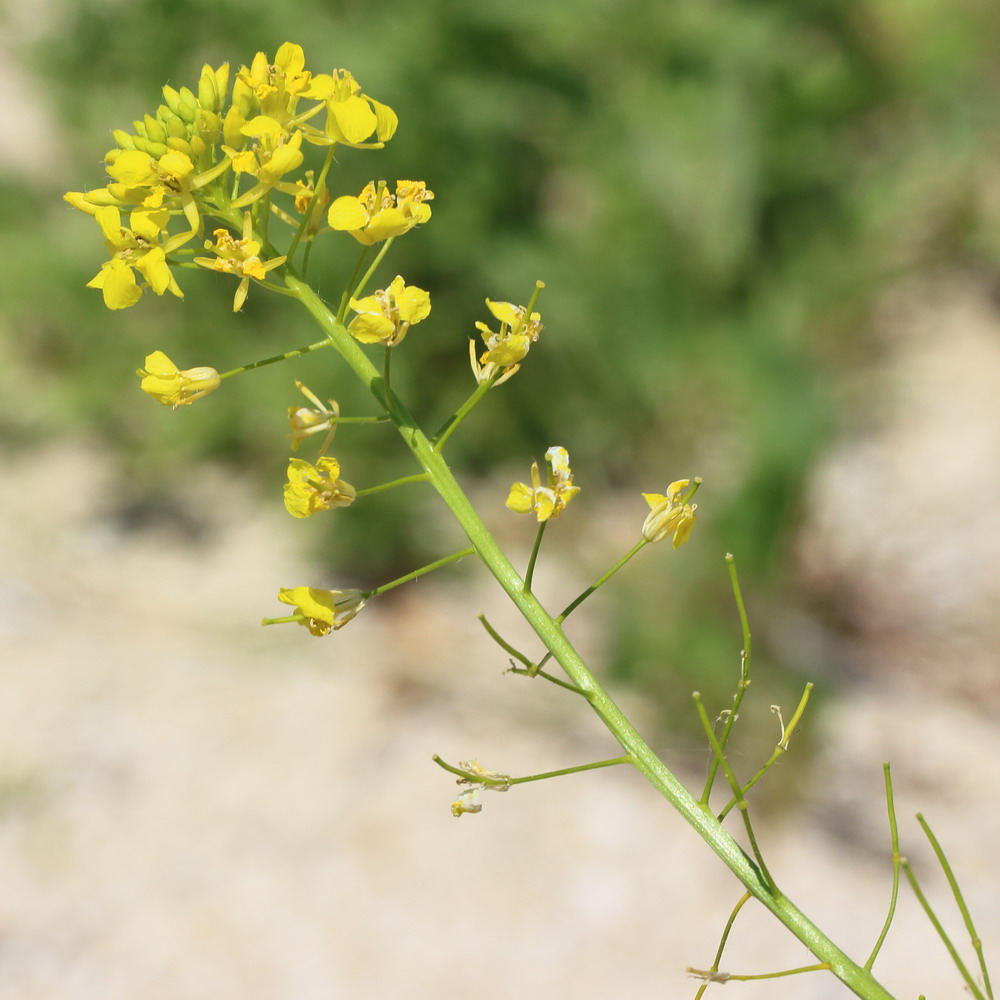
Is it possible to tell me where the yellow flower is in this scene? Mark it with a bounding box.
[328,180,433,246]
[506,446,580,521]
[301,68,398,148]
[641,479,699,548]
[470,298,543,385]
[347,275,431,346]
[269,586,366,637]
[288,381,340,453]
[86,205,189,309]
[104,148,228,233]
[194,213,285,311]
[283,456,356,518]
[231,43,313,130]
[227,127,305,209]
[137,351,221,408]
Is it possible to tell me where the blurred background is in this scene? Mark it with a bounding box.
[2,0,999,997]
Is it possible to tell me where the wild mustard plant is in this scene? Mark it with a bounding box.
[66,42,992,1000]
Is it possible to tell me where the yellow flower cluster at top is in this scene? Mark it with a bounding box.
[64,42,432,311]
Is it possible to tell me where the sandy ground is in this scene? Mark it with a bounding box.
[1,417,998,1000]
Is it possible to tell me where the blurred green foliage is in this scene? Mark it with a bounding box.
[5,0,1000,731]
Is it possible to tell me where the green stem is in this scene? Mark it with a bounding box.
[218,338,333,379]
[531,538,647,677]
[478,613,534,669]
[338,247,371,323]
[523,520,547,593]
[324,415,391,426]
[285,273,896,1000]
[694,692,777,892]
[916,813,993,999]
[702,554,753,804]
[365,546,475,598]
[338,238,395,324]
[903,860,986,1000]
[432,754,633,786]
[693,893,752,1000]
[717,683,813,821]
[507,666,588,696]
[865,763,901,972]
[354,472,430,499]
[431,379,494,452]
[557,539,646,623]
[690,964,829,983]
[286,146,335,265]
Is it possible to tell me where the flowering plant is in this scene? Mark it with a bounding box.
[66,42,991,1000]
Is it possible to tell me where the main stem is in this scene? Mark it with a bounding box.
[286,274,895,1000]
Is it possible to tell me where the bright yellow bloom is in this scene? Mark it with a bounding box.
[104,148,226,232]
[194,213,286,311]
[347,275,431,346]
[227,127,305,209]
[641,479,699,548]
[301,68,397,148]
[288,381,340,453]
[137,351,221,407]
[283,456,356,518]
[328,180,433,246]
[86,205,189,309]
[233,42,313,125]
[470,298,543,385]
[269,586,366,637]
[506,446,580,521]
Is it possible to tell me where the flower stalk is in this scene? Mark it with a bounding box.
[285,271,895,1000]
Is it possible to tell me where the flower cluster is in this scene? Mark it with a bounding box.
[506,446,580,522]
[100,44,702,658]
[65,42,414,310]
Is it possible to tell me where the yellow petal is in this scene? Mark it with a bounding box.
[396,285,431,324]
[505,482,535,515]
[370,99,398,142]
[347,313,394,344]
[105,149,158,187]
[98,259,142,309]
[328,196,368,231]
[330,95,377,144]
